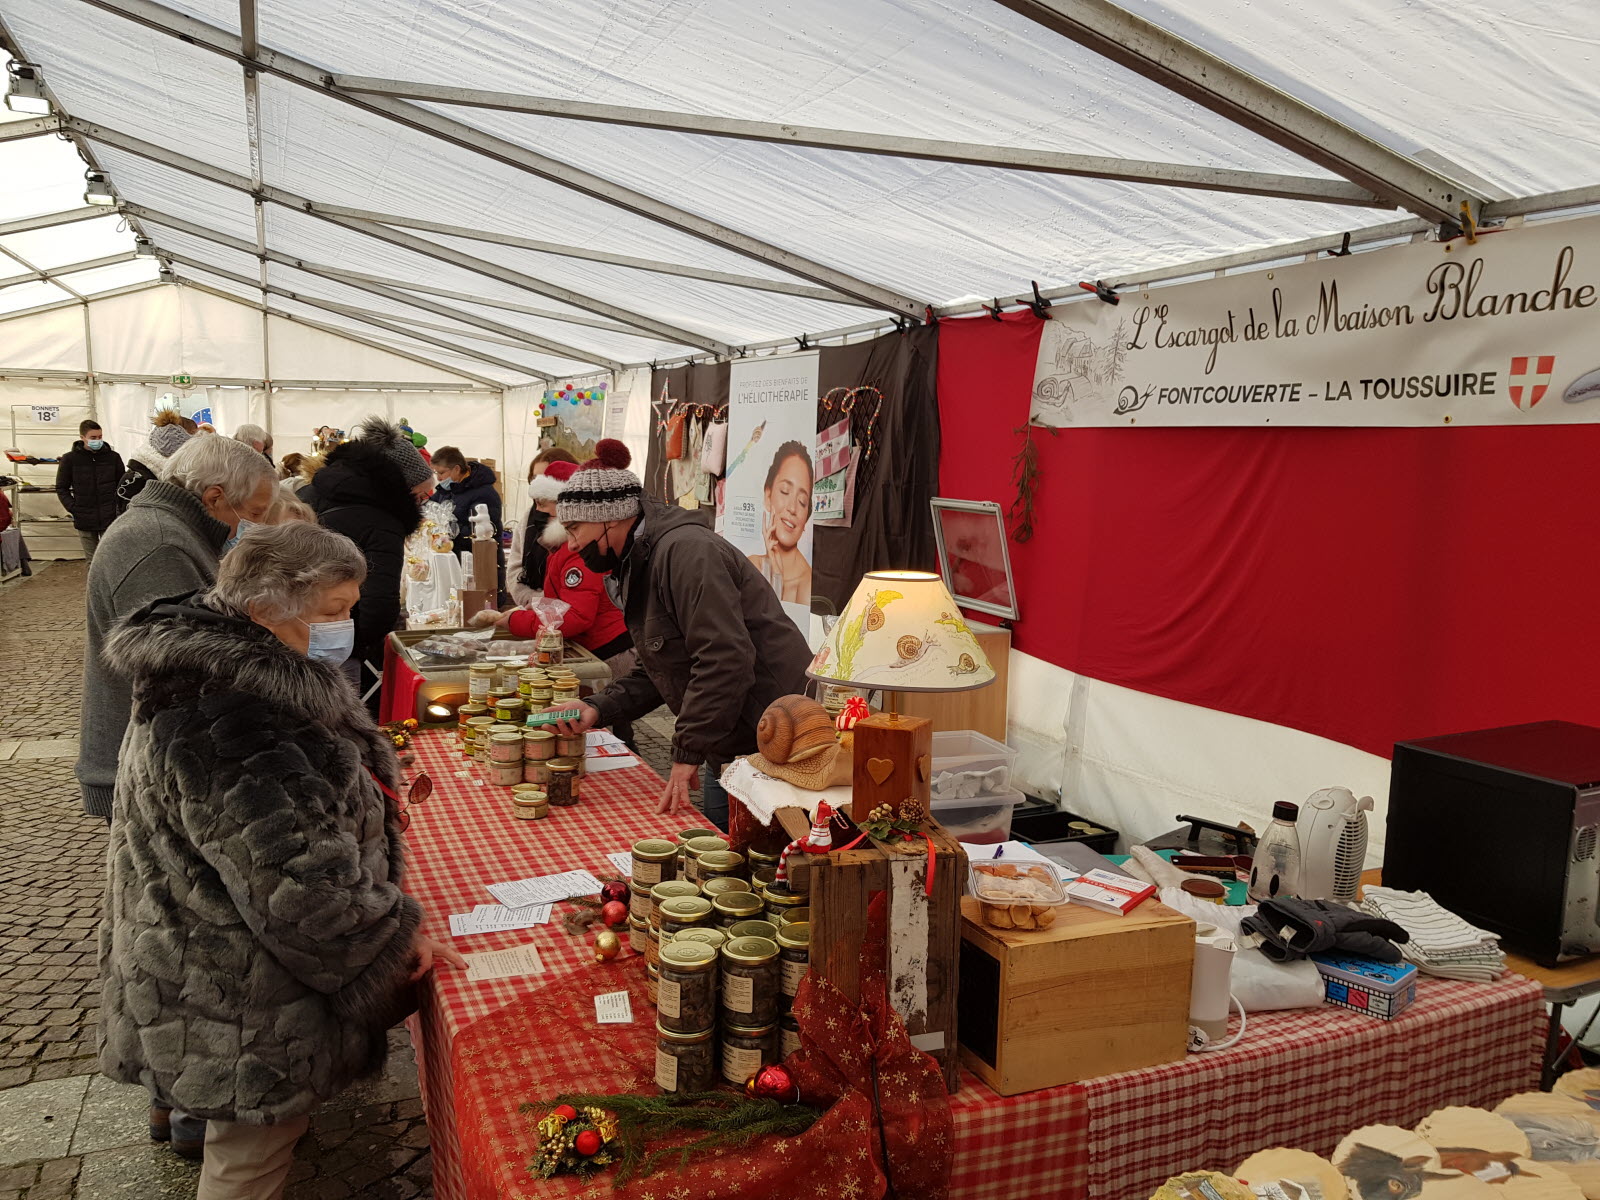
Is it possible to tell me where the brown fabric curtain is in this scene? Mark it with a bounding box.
[642,362,729,503]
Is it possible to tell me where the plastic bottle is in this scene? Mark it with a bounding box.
[1247,801,1304,903]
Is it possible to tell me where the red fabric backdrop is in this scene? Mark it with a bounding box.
[936,310,1600,758]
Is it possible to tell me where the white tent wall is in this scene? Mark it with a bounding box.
[265,315,490,388]
[0,304,88,372]
[1007,651,1392,866]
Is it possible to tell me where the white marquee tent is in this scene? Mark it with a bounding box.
[3,0,1597,857]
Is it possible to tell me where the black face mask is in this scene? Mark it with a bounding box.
[579,522,633,576]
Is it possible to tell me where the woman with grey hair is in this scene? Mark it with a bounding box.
[99,522,463,1199]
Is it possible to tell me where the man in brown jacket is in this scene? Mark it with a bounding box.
[548,440,811,828]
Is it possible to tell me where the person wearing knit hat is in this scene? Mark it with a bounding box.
[117,410,195,514]
[305,416,432,713]
[542,439,812,829]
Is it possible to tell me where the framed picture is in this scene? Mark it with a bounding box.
[930,498,1019,622]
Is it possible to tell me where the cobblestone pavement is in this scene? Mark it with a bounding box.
[0,561,678,1200]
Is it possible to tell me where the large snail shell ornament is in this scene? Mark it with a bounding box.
[756,695,838,764]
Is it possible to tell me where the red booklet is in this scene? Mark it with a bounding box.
[1065,868,1157,915]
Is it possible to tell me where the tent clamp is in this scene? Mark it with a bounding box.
[922,306,939,327]
[1028,281,1053,320]
[890,315,912,334]
[984,298,1005,321]
[795,333,811,351]
[1078,279,1119,306]
[1325,232,1354,258]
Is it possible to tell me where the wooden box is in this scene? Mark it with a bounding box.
[958,895,1195,1096]
[776,807,967,1093]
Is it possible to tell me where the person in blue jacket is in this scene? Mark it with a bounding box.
[429,446,502,556]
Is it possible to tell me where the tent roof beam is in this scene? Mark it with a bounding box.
[66,116,735,355]
[336,76,1386,208]
[163,252,554,382]
[990,0,1483,226]
[178,278,504,389]
[303,200,870,306]
[0,250,138,290]
[76,0,927,318]
[0,114,63,142]
[0,278,162,322]
[0,207,108,237]
[125,202,626,371]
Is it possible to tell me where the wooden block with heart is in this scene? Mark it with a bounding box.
[851,713,933,816]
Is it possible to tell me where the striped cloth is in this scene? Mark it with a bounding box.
[1362,886,1507,981]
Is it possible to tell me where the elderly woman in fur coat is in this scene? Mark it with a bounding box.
[99,521,463,1200]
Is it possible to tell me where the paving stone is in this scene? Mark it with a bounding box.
[72,1141,199,1199]
[69,1073,150,1156]
[0,1075,87,1166]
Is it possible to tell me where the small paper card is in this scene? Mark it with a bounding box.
[465,942,545,982]
[486,870,604,908]
[447,903,552,937]
[594,991,633,1024]
[606,851,633,877]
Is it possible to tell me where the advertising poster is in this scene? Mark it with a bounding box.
[1029,212,1600,428]
[724,352,819,631]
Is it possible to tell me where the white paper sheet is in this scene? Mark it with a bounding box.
[447,902,553,937]
[465,942,546,982]
[594,991,633,1024]
[605,851,633,877]
[486,869,604,908]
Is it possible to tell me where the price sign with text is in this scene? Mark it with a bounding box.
[30,405,61,424]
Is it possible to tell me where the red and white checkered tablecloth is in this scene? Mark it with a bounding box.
[398,729,1544,1200]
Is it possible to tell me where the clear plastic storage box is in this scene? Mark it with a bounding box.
[930,787,1027,845]
[930,730,1018,798]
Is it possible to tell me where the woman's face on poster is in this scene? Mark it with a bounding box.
[765,453,812,551]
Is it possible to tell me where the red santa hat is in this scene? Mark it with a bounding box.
[526,457,578,502]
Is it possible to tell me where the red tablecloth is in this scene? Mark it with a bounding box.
[399,730,1545,1200]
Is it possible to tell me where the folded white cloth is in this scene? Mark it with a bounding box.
[1361,886,1505,980]
[718,757,851,826]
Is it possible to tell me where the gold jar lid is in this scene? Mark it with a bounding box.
[700,878,752,899]
[711,891,765,919]
[490,731,523,744]
[656,1023,713,1043]
[761,882,807,909]
[633,838,678,861]
[775,922,810,950]
[696,850,744,874]
[722,1018,778,1036]
[777,906,810,927]
[727,920,779,942]
[629,917,648,930]
[684,835,730,857]
[523,728,554,741]
[458,702,489,716]
[752,866,778,887]
[672,927,727,951]
[722,936,779,967]
[650,880,701,903]
[659,897,714,923]
[677,827,720,845]
[547,760,578,775]
[746,846,782,866]
[488,723,521,735]
[659,942,718,972]
[466,716,497,728]
[512,792,547,807]
[469,663,495,674]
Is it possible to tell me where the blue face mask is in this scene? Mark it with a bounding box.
[302,616,356,665]
[221,517,258,556]
[437,479,453,490]
[86,439,105,451]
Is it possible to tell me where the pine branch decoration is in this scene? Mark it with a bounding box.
[1008,421,1055,544]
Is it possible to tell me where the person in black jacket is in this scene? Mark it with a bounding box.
[56,420,124,563]
[307,417,433,712]
[430,446,502,556]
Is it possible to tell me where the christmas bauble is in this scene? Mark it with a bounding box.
[552,1104,577,1123]
[744,1063,800,1104]
[574,1129,602,1157]
[600,900,628,927]
[593,930,621,961]
[600,880,629,905]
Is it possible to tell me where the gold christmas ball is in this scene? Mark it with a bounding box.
[593,930,621,961]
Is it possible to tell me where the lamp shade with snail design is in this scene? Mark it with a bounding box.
[807,570,996,693]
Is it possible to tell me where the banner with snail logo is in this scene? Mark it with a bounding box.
[725,352,819,632]
[1029,212,1600,428]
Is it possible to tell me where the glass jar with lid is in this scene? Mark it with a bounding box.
[775,921,810,1012]
[775,906,810,928]
[534,627,564,666]
[678,830,723,871]
[631,838,678,887]
[545,761,580,806]
[751,865,778,889]
[628,918,650,955]
[727,919,779,943]
[648,880,700,931]
[554,731,586,758]
[761,881,808,922]
[711,890,765,930]
[467,662,495,700]
[672,927,727,954]
[522,729,555,760]
[691,850,745,887]
[700,877,752,902]
[656,1023,716,1093]
[492,695,525,723]
[720,1019,778,1086]
[658,896,714,942]
[720,936,780,1026]
[628,883,653,925]
[657,941,719,1034]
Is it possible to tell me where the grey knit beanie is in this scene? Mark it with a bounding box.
[148,423,191,458]
[556,439,643,524]
[357,416,433,488]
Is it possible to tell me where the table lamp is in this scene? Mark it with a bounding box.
[808,570,996,815]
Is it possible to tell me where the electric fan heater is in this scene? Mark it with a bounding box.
[1296,788,1373,903]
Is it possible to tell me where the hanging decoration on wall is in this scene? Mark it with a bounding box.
[539,378,611,461]
[813,386,882,530]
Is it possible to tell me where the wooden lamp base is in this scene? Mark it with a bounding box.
[850,711,932,815]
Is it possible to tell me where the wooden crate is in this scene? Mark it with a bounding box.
[958,895,1195,1096]
[776,807,967,1092]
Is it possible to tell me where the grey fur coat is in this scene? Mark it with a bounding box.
[98,595,423,1124]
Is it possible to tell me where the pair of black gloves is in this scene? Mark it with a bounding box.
[1241,897,1410,963]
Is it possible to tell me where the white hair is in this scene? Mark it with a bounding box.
[161,433,277,505]
[206,522,366,623]
[232,423,270,452]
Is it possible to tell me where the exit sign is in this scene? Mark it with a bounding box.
[172,373,192,386]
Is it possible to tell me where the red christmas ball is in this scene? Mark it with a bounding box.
[574,1128,603,1157]
[600,900,629,928]
[552,1104,577,1123]
[744,1063,800,1104]
[600,880,629,905]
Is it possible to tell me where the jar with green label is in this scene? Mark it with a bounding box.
[631,838,679,887]
[658,895,714,942]
[692,849,745,887]
[656,1024,716,1094]
[657,941,719,1034]
[720,936,780,1025]
[711,890,765,930]
[493,696,525,723]
[775,921,810,1012]
[720,1019,778,1087]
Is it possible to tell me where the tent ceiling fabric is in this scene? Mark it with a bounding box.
[1,0,1594,366]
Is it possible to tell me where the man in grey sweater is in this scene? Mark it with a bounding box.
[78,434,276,821]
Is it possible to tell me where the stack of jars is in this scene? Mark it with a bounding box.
[486,726,524,787]
[638,827,813,1092]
